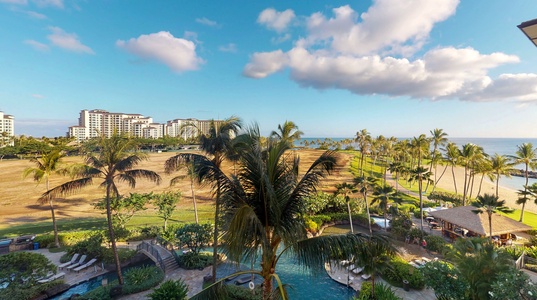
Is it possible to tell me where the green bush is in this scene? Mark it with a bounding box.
[60,230,99,246]
[149,279,189,300]
[80,284,113,300]
[34,234,55,248]
[424,235,446,253]
[123,265,164,295]
[305,219,319,234]
[67,233,107,261]
[381,257,425,290]
[224,284,263,300]
[357,282,402,300]
[177,251,213,270]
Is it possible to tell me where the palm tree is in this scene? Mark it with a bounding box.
[427,129,448,191]
[509,143,537,222]
[40,133,161,285]
[197,126,376,300]
[372,185,397,230]
[23,149,66,248]
[270,120,304,144]
[460,143,486,206]
[355,129,371,177]
[489,154,514,198]
[354,176,379,235]
[334,183,358,233]
[471,193,513,238]
[166,116,241,282]
[408,166,433,232]
[443,142,460,194]
[387,161,405,192]
[167,160,200,224]
[411,134,430,169]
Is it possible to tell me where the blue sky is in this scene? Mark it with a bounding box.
[1,0,537,138]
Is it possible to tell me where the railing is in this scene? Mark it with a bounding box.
[515,251,525,270]
[156,236,180,264]
[137,240,166,272]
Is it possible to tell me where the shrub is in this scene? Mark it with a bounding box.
[122,265,164,295]
[67,233,107,261]
[80,285,113,300]
[149,279,189,300]
[60,231,98,246]
[34,234,55,248]
[357,282,402,300]
[381,257,425,290]
[176,223,213,254]
[408,228,426,241]
[177,251,213,270]
[424,235,446,253]
[224,284,263,300]
[305,219,319,234]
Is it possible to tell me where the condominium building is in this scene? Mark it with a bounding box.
[68,109,220,142]
[0,111,14,146]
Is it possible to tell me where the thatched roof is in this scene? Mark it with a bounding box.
[429,206,532,236]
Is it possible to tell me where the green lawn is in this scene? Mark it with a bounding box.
[499,209,537,229]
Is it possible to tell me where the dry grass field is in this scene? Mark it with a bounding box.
[0,149,353,232]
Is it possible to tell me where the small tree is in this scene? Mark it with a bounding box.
[420,260,469,300]
[149,279,189,300]
[0,252,56,290]
[94,193,151,229]
[154,191,181,231]
[176,223,213,254]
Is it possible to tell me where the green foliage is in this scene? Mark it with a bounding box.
[407,228,426,240]
[0,280,67,300]
[420,260,469,300]
[34,234,56,248]
[80,285,112,300]
[153,191,181,230]
[149,279,189,300]
[304,192,346,215]
[223,284,263,300]
[177,251,213,270]
[59,230,99,246]
[122,265,165,295]
[67,232,107,260]
[176,223,213,254]
[428,191,463,206]
[305,218,319,233]
[490,269,537,300]
[502,245,525,259]
[382,256,425,290]
[357,282,402,300]
[0,252,56,292]
[94,193,151,228]
[388,214,413,239]
[424,235,446,253]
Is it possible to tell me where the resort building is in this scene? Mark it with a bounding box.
[67,109,220,142]
[0,111,14,146]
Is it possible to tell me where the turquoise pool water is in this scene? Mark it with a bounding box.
[215,249,356,300]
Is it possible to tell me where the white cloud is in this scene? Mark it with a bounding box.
[24,39,49,51]
[196,17,219,27]
[116,31,204,73]
[0,0,27,4]
[47,27,94,54]
[219,43,237,53]
[257,8,295,32]
[244,0,537,103]
[31,94,45,99]
[272,33,291,44]
[24,10,46,19]
[33,0,63,8]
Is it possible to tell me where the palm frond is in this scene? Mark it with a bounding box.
[114,155,145,172]
[38,177,93,203]
[123,169,162,185]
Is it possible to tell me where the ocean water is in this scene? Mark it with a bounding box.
[296,137,537,191]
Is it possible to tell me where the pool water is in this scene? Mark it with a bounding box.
[370,216,390,229]
[215,249,356,300]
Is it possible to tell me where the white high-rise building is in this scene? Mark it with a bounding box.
[68,109,221,142]
[0,111,14,146]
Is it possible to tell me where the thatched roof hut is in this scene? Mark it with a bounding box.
[429,206,531,236]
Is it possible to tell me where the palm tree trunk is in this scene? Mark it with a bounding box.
[191,178,199,224]
[347,201,354,234]
[463,166,469,206]
[488,213,493,238]
[451,165,458,194]
[50,199,60,248]
[432,165,449,194]
[364,193,372,236]
[106,184,123,285]
[477,174,485,197]
[521,163,529,222]
[212,182,221,283]
[419,180,424,232]
[469,174,475,199]
[495,173,500,198]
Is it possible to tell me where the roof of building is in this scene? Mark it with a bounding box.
[429,205,531,236]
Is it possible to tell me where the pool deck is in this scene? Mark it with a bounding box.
[325,261,436,300]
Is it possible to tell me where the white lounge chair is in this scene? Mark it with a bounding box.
[58,253,79,270]
[352,267,363,275]
[361,273,371,280]
[346,264,355,270]
[66,254,87,271]
[37,272,65,283]
[73,258,97,273]
[421,257,431,263]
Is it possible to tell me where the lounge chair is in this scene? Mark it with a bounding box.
[37,272,65,283]
[421,257,431,263]
[58,253,80,270]
[361,273,371,280]
[66,254,87,271]
[234,276,251,285]
[346,264,355,270]
[352,267,363,275]
[73,258,97,273]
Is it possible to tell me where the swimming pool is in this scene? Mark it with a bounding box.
[370,216,390,229]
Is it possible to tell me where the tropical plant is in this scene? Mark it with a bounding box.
[509,143,537,222]
[489,269,537,300]
[167,160,200,223]
[420,260,469,300]
[372,185,398,230]
[149,279,189,300]
[94,193,151,229]
[40,132,162,285]
[334,182,358,233]
[407,166,433,231]
[471,193,513,238]
[355,176,379,235]
[459,143,486,206]
[0,252,57,291]
[489,153,514,197]
[355,129,371,177]
[23,149,67,247]
[270,120,303,144]
[165,116,242,282]
[443,142,461,194]
[175,223,213,254]
[153,191,181,230]
[427,128,448,192]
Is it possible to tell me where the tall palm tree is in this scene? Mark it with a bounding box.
[23,149,66,248]
[509,143,537,222]
[427,129,448,191]
[166,116,241,282]
[334,183,358,233]
[443,142,460,194]
[372,185,397,230]
[471,193,513,238]
[355,129,371,177]
[167,160,200,223]
[270,120,304,144]
[196,126,375,300]
[411,134,430,170]
[354,176,379,235]
[387,161,405,192]
[489,154,514,198]
[40,133,161,285]
[460,143,486,206]
[408,166,433,232]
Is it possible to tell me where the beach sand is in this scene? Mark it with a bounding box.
[430,165,537,214]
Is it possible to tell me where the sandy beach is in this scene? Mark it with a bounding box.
[430,165,537,214]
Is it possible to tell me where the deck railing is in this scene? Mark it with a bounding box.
[137,240,166,272]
